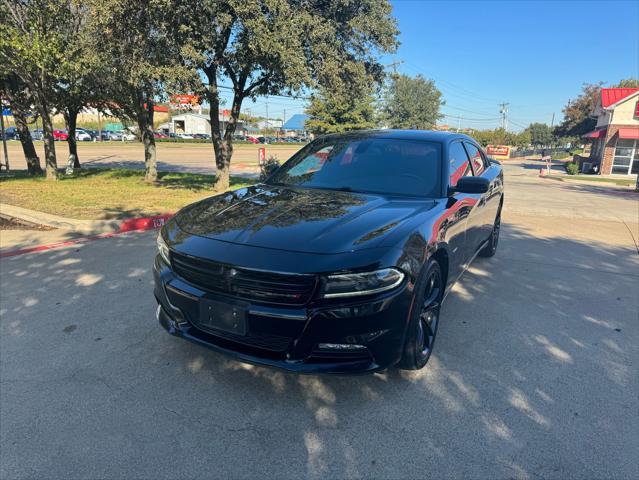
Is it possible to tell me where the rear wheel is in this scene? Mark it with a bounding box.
[479,207,501,258]
[399,259,443,370]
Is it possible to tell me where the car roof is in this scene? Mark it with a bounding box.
[317,129,477,144]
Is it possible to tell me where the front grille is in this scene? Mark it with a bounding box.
[193,323,292,352]
[170,252,317,305]
[308,347,373,364]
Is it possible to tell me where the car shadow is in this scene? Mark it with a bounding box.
[0,221,637,478]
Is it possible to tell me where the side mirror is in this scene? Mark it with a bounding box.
[454,176,490,194]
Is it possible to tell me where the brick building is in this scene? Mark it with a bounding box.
[583,88,639,175]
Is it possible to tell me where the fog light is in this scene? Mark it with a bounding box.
[318,343,366,350]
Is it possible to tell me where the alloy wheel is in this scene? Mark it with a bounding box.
[492,213,501,249]
[416,268,441,357]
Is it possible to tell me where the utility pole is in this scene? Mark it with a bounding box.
[265,99,269,134]
[282,108,286,139]
[499,102,509,130]
[457,115,463,132]
[550,112,555,128]
[384,59,404,76]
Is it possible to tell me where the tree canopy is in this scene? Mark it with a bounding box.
[0,0,81,179]
[175,0,399,190]
[472,128,531,148]
[305,86,378,135]
[381,74,444,130]
[554,78,639,139]
[526,123,553,146]
[87,0,199,182]
[615,78,639,88]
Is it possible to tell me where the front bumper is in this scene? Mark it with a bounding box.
[153,256,414,374]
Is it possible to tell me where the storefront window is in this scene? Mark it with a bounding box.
[612,139,638,175]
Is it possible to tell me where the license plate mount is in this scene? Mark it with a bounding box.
[198,297,248,336]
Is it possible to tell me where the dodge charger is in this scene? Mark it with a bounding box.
[153,130,504,373]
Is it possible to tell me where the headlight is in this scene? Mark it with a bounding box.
[321,268,404,298]
[156,231,170,264]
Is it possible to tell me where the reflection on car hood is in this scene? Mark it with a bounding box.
[174,185,436,254]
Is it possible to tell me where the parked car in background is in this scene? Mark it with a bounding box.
[2,127,19,140]
[246,136,259,144]
[192,133,211,140]
[177,133,194,139]
[154,130,504,373]
[153,131,169,139]
[118,130,136,141]
[86,130,105,140]
[53,130,69,141]
[257,136,268,144]
[107,131,122,141]
[31,129,44,141]
[232,134,247,142]
[75,129,93,142]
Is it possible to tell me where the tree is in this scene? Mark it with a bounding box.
[554,82,602,139]
[305,85,378,135]
[511,129,532,148]
[614,78,639,88]
[88,0,196,182]
[54,5,105,170]
[0,0,79,179]
[0,73,43,174]
[176,0,398,191]
[526,122,553,146]
[381,74,444,130]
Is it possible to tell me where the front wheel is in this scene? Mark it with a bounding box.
[479,208,501,258]
[398,259,443,370]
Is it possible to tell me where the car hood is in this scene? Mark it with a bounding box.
[174,185,436,254]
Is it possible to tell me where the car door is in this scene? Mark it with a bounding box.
[444,141,479,279]
[463,141,500,247]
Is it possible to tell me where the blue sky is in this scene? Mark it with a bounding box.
[225,0,638,131]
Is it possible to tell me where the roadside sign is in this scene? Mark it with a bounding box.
[486,145,511,159]
[258,147,266,165]
[169,94,200,110]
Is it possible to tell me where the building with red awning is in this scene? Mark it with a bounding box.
[583,88,639,175]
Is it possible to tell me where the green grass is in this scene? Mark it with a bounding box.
[0,168,256,220]
[547,175,635,187]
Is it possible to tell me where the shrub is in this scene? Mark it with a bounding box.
[565,162,579,175]
[259,155,281,182]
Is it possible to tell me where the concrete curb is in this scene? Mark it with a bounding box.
[0,203,172,234]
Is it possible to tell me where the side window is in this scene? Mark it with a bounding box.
[464,142,485,175]
[449,141,472,187]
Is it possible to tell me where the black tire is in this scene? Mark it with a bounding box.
[398,259,443,370]
[479,207,501,258]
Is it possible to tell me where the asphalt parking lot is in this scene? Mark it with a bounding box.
[1,160,638,479]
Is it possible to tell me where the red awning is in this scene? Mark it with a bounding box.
[618,128,639,140]
[582,129,606,139]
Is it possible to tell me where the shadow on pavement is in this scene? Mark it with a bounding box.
[0,223,637,479]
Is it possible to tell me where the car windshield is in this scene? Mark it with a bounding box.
[267,136,442,197]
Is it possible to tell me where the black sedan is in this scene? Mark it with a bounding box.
[154,130,504,373]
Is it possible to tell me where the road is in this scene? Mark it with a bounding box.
[1,160,638,479]
[1,140,302,174]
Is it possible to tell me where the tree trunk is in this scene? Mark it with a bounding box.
[39,105,57,180]
[13,109,42,175]
[206,67,246,192]
[137,95,157,183]
[64,108,81,168]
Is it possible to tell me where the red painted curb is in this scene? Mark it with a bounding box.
[118,213,173,233]
[0,213,174,259]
